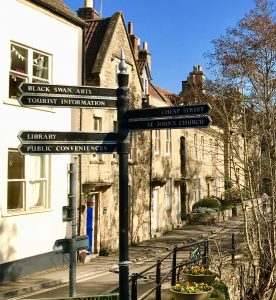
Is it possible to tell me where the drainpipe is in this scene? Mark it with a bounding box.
[77,25,87,236]
[149,130,153,238]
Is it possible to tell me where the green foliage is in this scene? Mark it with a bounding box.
[192,196,222,210]
[211,280,230,299]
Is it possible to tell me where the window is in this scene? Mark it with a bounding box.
[201,136,204,158]
[216,140,219,160]
[165,129,172,155]
[154,130,161,154]
[210,139,213,159]
[194,134,198,159]
[193,178,201,202]
[142,77,148,94]
[10,43,50,99]
[165,178,172,210]
[91,116,102,160]
[7,149,49,212]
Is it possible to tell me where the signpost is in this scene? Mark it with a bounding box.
[17,52,212,299]
[125,103,211,119]
[18,143,117,155]
[124,116,211,131]
[19,82,117,97]
[18,131,120,142]
[19,95,117,108]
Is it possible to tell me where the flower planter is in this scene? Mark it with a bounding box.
[170,286,214,300]
[183,273,216,285]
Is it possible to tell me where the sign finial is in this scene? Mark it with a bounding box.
[118,49,127,74]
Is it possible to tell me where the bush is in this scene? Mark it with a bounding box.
[211,280,230,299]
[192,207,219,213]
[192,196,222,211]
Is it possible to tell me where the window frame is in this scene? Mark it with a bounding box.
[7,148,50,213]
[165,129,172,155]
[154,130,161,155]
[165,178,172,211]
[9,42,51,101]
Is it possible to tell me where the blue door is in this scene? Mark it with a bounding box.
[86,206,93,253]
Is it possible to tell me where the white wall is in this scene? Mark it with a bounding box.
[0,0,83,262]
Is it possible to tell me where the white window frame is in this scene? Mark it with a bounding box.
[165,178,172,210]
[194,134,198,159]
[91,115,103,161]
[201,136,204,159]
[9,42,51,101]
[154,130,161,155]
[7,148,49,214]
[165,129,172,155]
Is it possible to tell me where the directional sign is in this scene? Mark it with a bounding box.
[18,143,117,155]
[19,95,117,109]
[18,131,121,143]
[53,235,89,254]
[19,83,117,98]
[124,116,212,131]
[125,104,211,120]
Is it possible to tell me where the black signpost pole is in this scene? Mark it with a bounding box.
[117,50,129,299]
[69,163,77,297]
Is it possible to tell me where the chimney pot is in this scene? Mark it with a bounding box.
[198,65,202,71]
[193,66,197,71]
[85,0,94,8]
[143,42,148,51]
[128,22,133,35]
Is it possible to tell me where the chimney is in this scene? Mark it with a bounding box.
[143,42,148,51]
[138,41,151,71]
[181,65,206,100]
[128,22,133,35]
[77,0,100,20]
[128,22,140,59]
[85,0,94,7]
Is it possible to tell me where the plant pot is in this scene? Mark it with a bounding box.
[170,287,214,300]
[183,273,216,285]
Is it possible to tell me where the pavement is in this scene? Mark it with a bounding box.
[0,215,243,299]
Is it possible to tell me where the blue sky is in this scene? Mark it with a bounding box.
[64,0,258,94]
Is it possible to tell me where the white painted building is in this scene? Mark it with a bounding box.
[0,0,86,282]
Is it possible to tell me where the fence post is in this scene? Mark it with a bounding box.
[231,233,235,266]
[202,239,209,267]
[156,259,161,300]
[171,246,177,286]
[131,273,138,300]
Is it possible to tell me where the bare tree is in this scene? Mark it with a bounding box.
[206,1,276,298]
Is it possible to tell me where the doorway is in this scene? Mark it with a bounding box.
[86,193,99,253]
[151,188,159,232]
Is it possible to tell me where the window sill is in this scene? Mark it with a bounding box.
[3,208,54,217]
[4,98,55,113]
[89,160,105,164]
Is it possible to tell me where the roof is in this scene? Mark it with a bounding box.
[149,82,179,105]
[85,17,111,73]
[28,0,87,27]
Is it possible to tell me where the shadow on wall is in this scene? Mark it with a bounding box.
[0,220,18,282]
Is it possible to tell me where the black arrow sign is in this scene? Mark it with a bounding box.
[18,131,121,143]
[19,83,117,98]
[125,104,211,120]
[18,143,117,154]
[124,116,212,131]
[19,95,117,109]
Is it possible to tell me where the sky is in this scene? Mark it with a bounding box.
[64,0,260,94]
